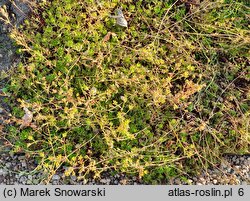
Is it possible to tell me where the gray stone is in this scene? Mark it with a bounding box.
[52,174,60,180]
[21,161,27,167]
[52,180,59,185]
[100,179,107,183]
[174,178,181,185]
[19,175,27,184]
[0,168,7,176]
[27,174,32,180]
[199,177,205,182]
[70,175,77,181]
[227,168,234,174]
[240,157,245,161]
[5,162,11,168]
[246,158,250,165]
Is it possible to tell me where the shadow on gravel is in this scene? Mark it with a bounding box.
[0,0,33,151]
[0,0,33,72]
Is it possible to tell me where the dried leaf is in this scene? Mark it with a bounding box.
[109,8,128,27]
[20,107,33,129]
[103,32,112,42]
[0,124,3,133]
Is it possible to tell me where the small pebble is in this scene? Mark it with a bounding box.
[21,161,27,168]
[5,162,11,168]
[52,174,60,180]
[19,176,27,184]
[0,133,249,185]
[70,175,77,181]
[199,177,205,182]
[174,178,181,185]
[52,180,59,185]
[100,179,107,183]
[27,175,32,180]
[240,157,245,161]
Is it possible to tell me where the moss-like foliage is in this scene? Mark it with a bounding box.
[3,0,249,183]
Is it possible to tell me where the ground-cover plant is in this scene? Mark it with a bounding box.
[1,0,249,183]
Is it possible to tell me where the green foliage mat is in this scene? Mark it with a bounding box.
[2,0,249,183]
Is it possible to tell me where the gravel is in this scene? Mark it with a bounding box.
[0,0,249,185]
[0,141,249,185]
